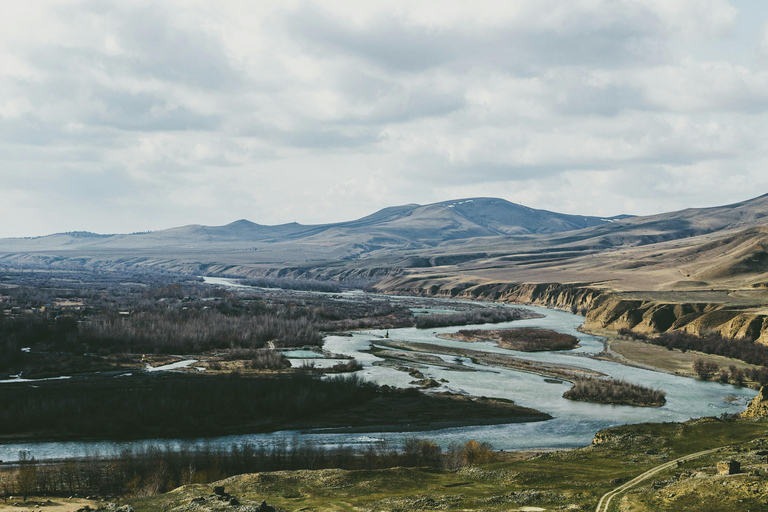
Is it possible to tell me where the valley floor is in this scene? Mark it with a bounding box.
[586,327,763,382]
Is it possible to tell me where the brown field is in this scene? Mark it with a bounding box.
[587,327,762,379]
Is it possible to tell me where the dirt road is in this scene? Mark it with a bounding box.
[595,447,722,512]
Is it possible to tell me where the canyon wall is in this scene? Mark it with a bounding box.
[375,276,768,344]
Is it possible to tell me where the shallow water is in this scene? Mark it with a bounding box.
[0,288,755,462]
[283,350,323,358]
[145,359,201,372]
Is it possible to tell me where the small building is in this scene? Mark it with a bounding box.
[717,460,740,475]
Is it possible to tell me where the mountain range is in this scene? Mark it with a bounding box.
[1,198,629,251]
[1,194,768,293]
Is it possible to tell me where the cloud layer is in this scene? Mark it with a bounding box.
[1,0,767,236]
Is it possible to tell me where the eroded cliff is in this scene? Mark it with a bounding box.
[375,275,768,344]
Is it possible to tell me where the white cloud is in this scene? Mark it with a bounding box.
[0,0,765,237]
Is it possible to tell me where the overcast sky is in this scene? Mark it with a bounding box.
[3,0,768,237]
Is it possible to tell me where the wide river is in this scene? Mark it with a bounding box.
[0,282,756,462]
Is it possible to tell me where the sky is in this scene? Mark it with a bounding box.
[3,0,768,237]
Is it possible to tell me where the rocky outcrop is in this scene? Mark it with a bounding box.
[583,295,768,344]
[376,274,768,344]
[375,276,605,313]
[742,386,768,418]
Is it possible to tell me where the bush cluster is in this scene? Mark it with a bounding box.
[646,331,768,367]
[692,358,768,386]
[239,277,342,293]
[563,377,666,407]
[415,308,538,329]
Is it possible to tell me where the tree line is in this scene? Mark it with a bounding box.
[691,358,768,386]
[239,277,342,293]
[0,373,377,439]
[415,308,540,329]
[620,329,768,367]
[1,438,497,499]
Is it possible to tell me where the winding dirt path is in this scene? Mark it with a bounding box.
[594,447,721,512]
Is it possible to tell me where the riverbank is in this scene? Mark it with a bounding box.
[376,281,767,386]
[583,326,764,384]
[121,416,768,512]
[0,372,550,444]
[0,291,756,464]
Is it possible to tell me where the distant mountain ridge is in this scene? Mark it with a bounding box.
[3,194,768,294]
[0,198,631,252]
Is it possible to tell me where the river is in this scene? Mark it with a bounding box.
[0,280,756,462]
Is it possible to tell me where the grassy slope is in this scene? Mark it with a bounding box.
[125,417,768,512]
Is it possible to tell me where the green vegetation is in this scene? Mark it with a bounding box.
[0,372,546,441]
[563,377,666,407]
[0,439,498,499]
[30,416,757,511]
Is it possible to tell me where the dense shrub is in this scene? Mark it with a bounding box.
[240,277,342,293]
[563,377,666,407]
[415,308,540,329]
[0,271,415,376]
[0,373,376,439]
[617,327,648,341]
[692,359,720,380]
[248,350,289,370]
[648,331,768,367]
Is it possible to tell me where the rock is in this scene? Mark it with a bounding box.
[742,387,768,418]
[258,500,275,512]
[229,497,240,506]
[95,505,134,512]
[717,460,740,475]
[213,486,226,496]
[414,378,440,388]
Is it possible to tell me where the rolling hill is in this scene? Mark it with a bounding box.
[1,194,767,295]
[0,197,627,254]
